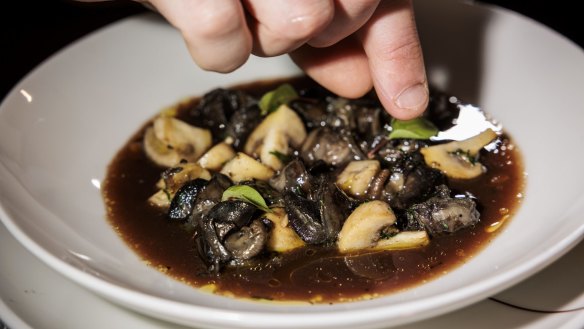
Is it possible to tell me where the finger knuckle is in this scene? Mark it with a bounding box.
[189,5,243,39]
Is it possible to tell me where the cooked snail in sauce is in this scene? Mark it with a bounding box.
[103,77,524,303]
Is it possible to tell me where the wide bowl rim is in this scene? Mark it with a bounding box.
[2,1,584,328]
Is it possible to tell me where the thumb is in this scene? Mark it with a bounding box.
[357,0,428,120]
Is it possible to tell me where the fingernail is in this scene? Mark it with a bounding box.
[395,83,428,111]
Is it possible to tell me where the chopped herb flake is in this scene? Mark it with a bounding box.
[269,150,292,164]
[450,148,478,165]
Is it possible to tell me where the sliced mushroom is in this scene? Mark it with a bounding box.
[420,128,497,179]
[144,117,212,167]
[337,200,430,253]
[197,142,236,171]
[262,208,305,253]
[337,200,396,252]
[244,105,307,170]
[220,152,275,182]
[336,160,380,198]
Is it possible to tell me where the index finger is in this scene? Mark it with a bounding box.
[357,0,428,119]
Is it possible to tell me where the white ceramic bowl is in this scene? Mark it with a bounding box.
[1,1,584,328]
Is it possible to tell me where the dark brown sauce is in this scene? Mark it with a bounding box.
[102,77,524,303]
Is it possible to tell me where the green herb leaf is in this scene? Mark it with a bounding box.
[269,150,293,165]
[388,118,439,140]
[221,185,271,212]
[258,84,298,115]
[450,148,478,165]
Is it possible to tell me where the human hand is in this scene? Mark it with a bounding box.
[86,0,428,119]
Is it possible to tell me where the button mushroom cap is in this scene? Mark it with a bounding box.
[420,128,497,179]
[244,104,307,171]
[337,200,397,252]
[337,200,429,253]
[143,117,212,167]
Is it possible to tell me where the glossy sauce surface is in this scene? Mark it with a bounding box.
[102,77,524,303]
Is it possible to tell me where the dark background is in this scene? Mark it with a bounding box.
[1,0,582,102]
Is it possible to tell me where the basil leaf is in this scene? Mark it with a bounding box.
[259,84,298,115]
[221,185,271,212]
[388,118,438,140]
